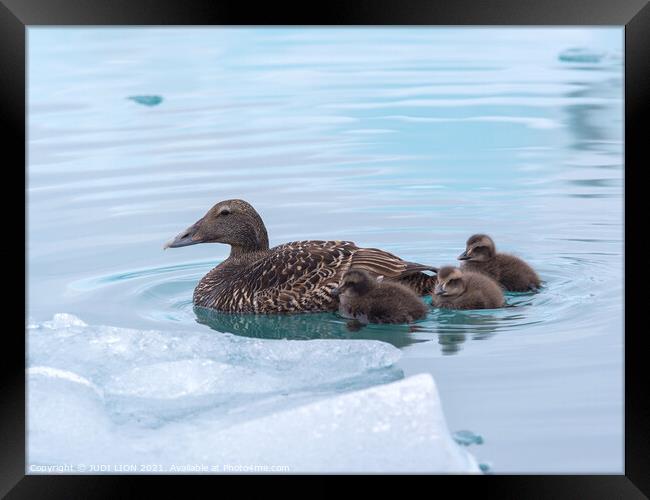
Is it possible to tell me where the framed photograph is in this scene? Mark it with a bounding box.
[4,0,647,495]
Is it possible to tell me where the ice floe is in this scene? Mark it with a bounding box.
[27,314,479,473]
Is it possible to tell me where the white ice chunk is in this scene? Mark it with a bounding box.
[28,314,401,394]
[42,313,88,328]
[104,359,287,398]
[27,315,478,473]
[27,366,103,397]
[27,368,119,465]
[144,373,480,472]
[29,371,478,472]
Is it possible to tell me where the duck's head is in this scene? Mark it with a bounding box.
[332,269,380,298]
[433,266,467,297]
[458,234,495,262]
[164,199,270,254]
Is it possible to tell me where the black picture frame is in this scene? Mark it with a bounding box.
[3,0,647,496]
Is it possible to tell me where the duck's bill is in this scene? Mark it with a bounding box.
[457,252,471,261]
[163,224,202,249]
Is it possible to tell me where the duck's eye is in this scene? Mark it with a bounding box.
[219,209,231,216]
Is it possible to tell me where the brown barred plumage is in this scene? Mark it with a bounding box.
[166,200,438,313]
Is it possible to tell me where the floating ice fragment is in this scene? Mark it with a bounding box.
[27,314,403,430]
[28,366,103,397]
[28,366,479,472]
[38,313,87,329]
[104,359,287,399]
[127,95,163,106]
[28,315,401,395]
[157,373,481,472]
[27,315,478,473]
[558,48,605,63]
[27,367,118,465]
[453,429,484,446]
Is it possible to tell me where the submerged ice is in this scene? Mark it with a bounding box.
[27,314,478,472]
[127,95,163,106]
[558,47,606,63]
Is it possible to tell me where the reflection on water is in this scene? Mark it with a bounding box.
[194,306,427,349]
[564,77,621,152]
[433,309,500,355]
[195,291,542,353]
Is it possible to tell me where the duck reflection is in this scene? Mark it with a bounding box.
[431,309,503,355]
[194,300,530,352]
[193,306,427,349]
[564,76,620,153]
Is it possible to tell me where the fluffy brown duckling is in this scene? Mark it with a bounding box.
[458,234,540,292]
[431,266,505,310]
[333,269,428,327]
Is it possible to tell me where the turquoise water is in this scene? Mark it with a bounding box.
[27,28,623,473]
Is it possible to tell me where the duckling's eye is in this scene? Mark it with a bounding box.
[219,209,231,216]
[448,278,460,285]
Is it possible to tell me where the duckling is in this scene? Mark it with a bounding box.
[431,266,504,310]
[458,234,540,292]
[332,269,428,327]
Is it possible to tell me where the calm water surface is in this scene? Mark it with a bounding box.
[28,28,623,473]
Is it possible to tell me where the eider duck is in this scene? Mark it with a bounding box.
[458,234,540,292]
[432,266,505,310]
[333,269,428,326]
[165,199,438,313]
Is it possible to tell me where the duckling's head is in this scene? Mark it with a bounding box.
[164,199,270,254]
[433,266,467,297]
[458,234,495,262]
[332,269,378,298]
